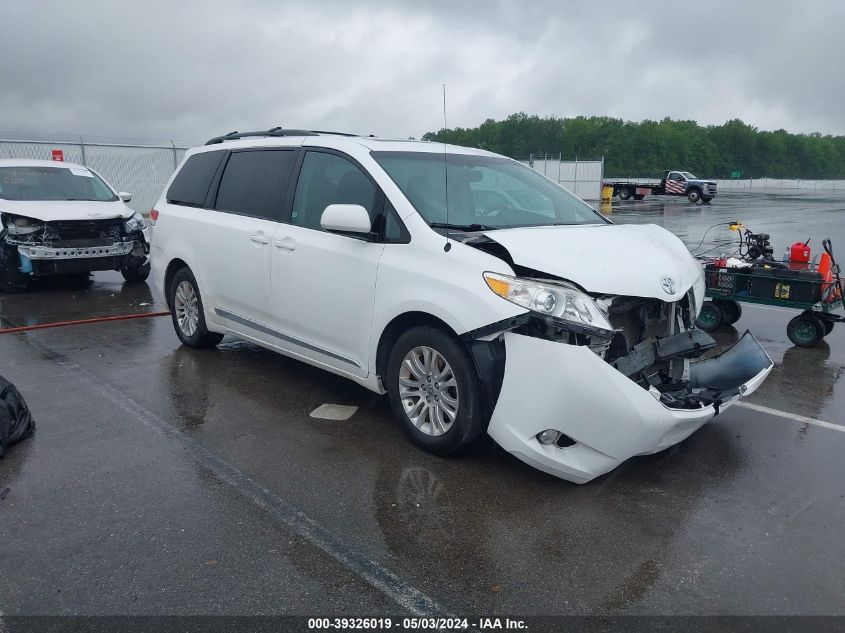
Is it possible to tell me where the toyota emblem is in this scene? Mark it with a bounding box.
[661,276,677,295]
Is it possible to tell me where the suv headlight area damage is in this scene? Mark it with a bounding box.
[0,212,149,284]
[468,270,772,484]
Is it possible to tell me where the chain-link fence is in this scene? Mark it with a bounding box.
[0,133,201,214]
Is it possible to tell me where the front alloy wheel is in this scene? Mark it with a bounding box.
[386,326,485,456]
[399,346,460,437]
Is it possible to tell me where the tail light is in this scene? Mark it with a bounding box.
[149,208,160,225]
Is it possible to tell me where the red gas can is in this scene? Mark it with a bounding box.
[790,241,811,263]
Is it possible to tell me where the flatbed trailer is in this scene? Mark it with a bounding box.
[606,170,718,203]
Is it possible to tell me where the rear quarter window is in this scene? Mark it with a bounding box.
[167,151,225,207]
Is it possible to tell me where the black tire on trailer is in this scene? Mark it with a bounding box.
[618,187,632,200]
[695,301,725,332]
[687,189,702,203]
[633,193,645,200]
[168,267,224,349]
[786,313,825,347]
[718,300,742,325]
[386,325,486,456]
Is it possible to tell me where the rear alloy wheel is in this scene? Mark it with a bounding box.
[618,187,632,200]
[168,268,224,348]
[786,314,825,347]
[687,189,702,203]
[719,300,742,325]
[387,326,485,456]
[695,301,725,332]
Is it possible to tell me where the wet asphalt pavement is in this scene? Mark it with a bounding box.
[1,192,844,618]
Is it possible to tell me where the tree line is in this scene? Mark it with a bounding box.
[422,113,845,179]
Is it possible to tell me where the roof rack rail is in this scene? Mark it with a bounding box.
[204,127,366,145]
[205,128,319,145]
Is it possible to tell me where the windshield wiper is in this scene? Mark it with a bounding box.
[429,222,496,231]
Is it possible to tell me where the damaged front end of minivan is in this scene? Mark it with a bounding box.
[461,236,772,484]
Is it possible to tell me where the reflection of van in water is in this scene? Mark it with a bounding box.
[150,129,772,483]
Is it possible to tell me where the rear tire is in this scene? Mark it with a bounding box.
[168,267,224,348]
[787,314,825,347]
[633,193,645,200]
[822,320,834,336]
[618,188,632,201]
[386,326,485,456]
[695,301,724,332]
[719,300,742,325]
[687,189,702,203]
[702,196,713,203]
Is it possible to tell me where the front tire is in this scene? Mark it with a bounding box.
[618,187,632,201]
[386,326,485,456]
[122,262,150,283]
[687,189,702,203]
[168,267,224,348]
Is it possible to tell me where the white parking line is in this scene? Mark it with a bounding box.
[735,401,844,433]
[310,403,359,420]
[742,303,794,314]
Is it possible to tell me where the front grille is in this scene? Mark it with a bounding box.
[45,219,123,242]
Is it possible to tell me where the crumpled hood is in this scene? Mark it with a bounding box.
[0,199,132,222]
[483,223,701,301]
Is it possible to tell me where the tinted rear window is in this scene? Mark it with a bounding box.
[214,150,294,220]
[167,151,225,207]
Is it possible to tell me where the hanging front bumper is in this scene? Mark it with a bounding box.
[487,331,772,484]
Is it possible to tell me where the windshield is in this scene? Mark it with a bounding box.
[681,171,698,179]
[372,151,607,230]
[0,166,118,202]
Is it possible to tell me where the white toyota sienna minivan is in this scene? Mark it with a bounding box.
[149,128,772,483]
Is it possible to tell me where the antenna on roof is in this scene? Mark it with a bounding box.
[442,83,451,253]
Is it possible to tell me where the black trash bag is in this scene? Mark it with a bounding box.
[0,374,35,457]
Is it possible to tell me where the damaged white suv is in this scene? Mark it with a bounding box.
[0,159,151,291]
[150,129,772,483]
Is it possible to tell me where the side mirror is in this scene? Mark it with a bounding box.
[119,192,132,203]
[320,204,372,235]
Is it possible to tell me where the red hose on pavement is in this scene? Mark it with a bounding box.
[0,311,171,334]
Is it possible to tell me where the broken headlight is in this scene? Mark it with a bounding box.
[2,214,42,235]
[483,272,614,335]
[124,212,146,232]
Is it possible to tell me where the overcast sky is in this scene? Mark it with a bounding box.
[1,0,843,143]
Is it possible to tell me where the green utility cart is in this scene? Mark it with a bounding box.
[695,261,843,347]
